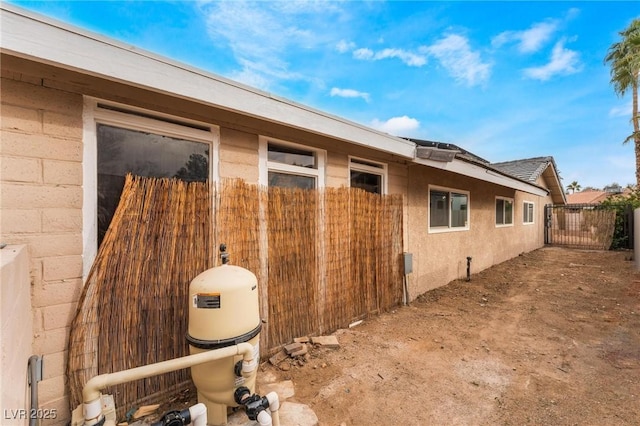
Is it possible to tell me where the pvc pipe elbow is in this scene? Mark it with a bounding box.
[82,398,103,425]
[188,403,207,426]
[265,392,280,412]
[266,392,280,426]
[256,410,272,426]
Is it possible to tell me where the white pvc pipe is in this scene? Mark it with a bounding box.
[188,403,207,426]
[257,410,272,426]
[266,392,280,426]
[82,343,254,425]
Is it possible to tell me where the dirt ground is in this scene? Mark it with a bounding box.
[159,247,640,425]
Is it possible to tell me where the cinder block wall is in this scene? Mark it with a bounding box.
[1,73,84,425]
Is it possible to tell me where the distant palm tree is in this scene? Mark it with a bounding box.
[605,18,640,187]
[566,181,582,194]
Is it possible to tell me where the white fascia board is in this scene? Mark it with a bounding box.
[413,157,549,197]
[0,5,415,159]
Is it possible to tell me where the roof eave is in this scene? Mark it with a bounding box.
[413,157,550,197]
[0,4,415,159]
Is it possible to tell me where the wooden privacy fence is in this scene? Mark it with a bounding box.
[67,176,404,410]
[544,204,617,250]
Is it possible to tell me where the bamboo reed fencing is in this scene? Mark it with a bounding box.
[67,176,404,412]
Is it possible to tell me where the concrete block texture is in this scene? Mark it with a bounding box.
[41,302,76,331]
[42,208,82,233]
[42,111,82,139]
[42,255,82,281]
[1,77,82,115]
[32,327,69,355]
[1,209,41,233]
[32,278,82,308]
[1,183,82,209]
[1,131,82,161]
[1,104,42,133]
[43,159,82,185]
[0,156,42,183]
[17,234,82,258]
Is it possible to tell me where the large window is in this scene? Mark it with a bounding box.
[523,201,535,224]
[349,157,387,194]
[429,186,469,231]
[496,197,514,226]
[261,138,324,189]
[84,101,216,271]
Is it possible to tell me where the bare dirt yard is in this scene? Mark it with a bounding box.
[161,247,639,425]
[270,247,640,425]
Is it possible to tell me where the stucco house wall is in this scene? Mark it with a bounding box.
[406,165,553,296]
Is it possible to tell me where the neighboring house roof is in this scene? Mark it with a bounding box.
[566,190,608,204]
[566,188,632,204]
[0,3,564,202]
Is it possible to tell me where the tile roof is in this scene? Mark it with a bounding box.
[565,190,609,204]
[491,157,555,183]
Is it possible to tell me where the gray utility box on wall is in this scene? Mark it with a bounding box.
[403,253,413,274]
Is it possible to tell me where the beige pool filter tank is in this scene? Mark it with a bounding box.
[186,245,262,425]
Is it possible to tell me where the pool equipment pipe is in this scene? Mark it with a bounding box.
[234,387,280,426]
[81,343,255,426]
[151,403,207,426]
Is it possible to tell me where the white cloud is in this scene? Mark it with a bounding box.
[609,100,632,118]
[352,47,427,67]
[492,20,559,53]
[330,87,370,102]
[353,47,374,60]
[423,34,491,86]
[370,116,420,135]
[376,48,427,67]
[523,39,581,81]
[197,0,343,89]
[336,39,356,53]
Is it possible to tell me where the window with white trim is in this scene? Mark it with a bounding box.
[349,157,387,194]
[87,101,216,248]
[495,197,514,226]
[263,138,325,189]
[523,201,535,224]
[429,186,469,231]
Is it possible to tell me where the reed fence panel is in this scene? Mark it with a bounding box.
[67,176,403,411]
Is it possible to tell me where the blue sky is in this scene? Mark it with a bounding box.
[10,1,639,190]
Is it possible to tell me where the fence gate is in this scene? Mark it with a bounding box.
[544,203,634,250]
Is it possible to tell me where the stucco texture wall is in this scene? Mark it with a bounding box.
[406,164,552,298]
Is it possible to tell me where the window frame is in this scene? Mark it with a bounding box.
[495,196,514,227]
[259,136,325,188]
[523,200,535,225]
[348,156,388,195]
[82,98,219,279]
[428,185,470,233]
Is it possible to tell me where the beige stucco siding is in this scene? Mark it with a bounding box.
[407,164,552,297]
